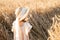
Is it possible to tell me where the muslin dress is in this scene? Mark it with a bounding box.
[12,19,32,40]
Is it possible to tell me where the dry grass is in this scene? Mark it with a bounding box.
[0,0,60,40]
[29,7,60,40]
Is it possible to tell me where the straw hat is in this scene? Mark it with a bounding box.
[15,7,30,21]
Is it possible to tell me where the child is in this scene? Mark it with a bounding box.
[12,7,32,40]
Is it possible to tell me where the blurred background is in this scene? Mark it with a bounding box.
[0,0,60,40]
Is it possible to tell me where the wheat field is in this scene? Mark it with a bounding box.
[0,0,60,40]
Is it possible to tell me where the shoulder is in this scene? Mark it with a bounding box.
[24,22,32,29]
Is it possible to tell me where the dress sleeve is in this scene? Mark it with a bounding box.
[24,22,32,35]
[11,21,16,32]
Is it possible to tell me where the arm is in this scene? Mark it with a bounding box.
[24,22,32,35]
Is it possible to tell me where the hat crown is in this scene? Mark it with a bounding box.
[15,7,30,21]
